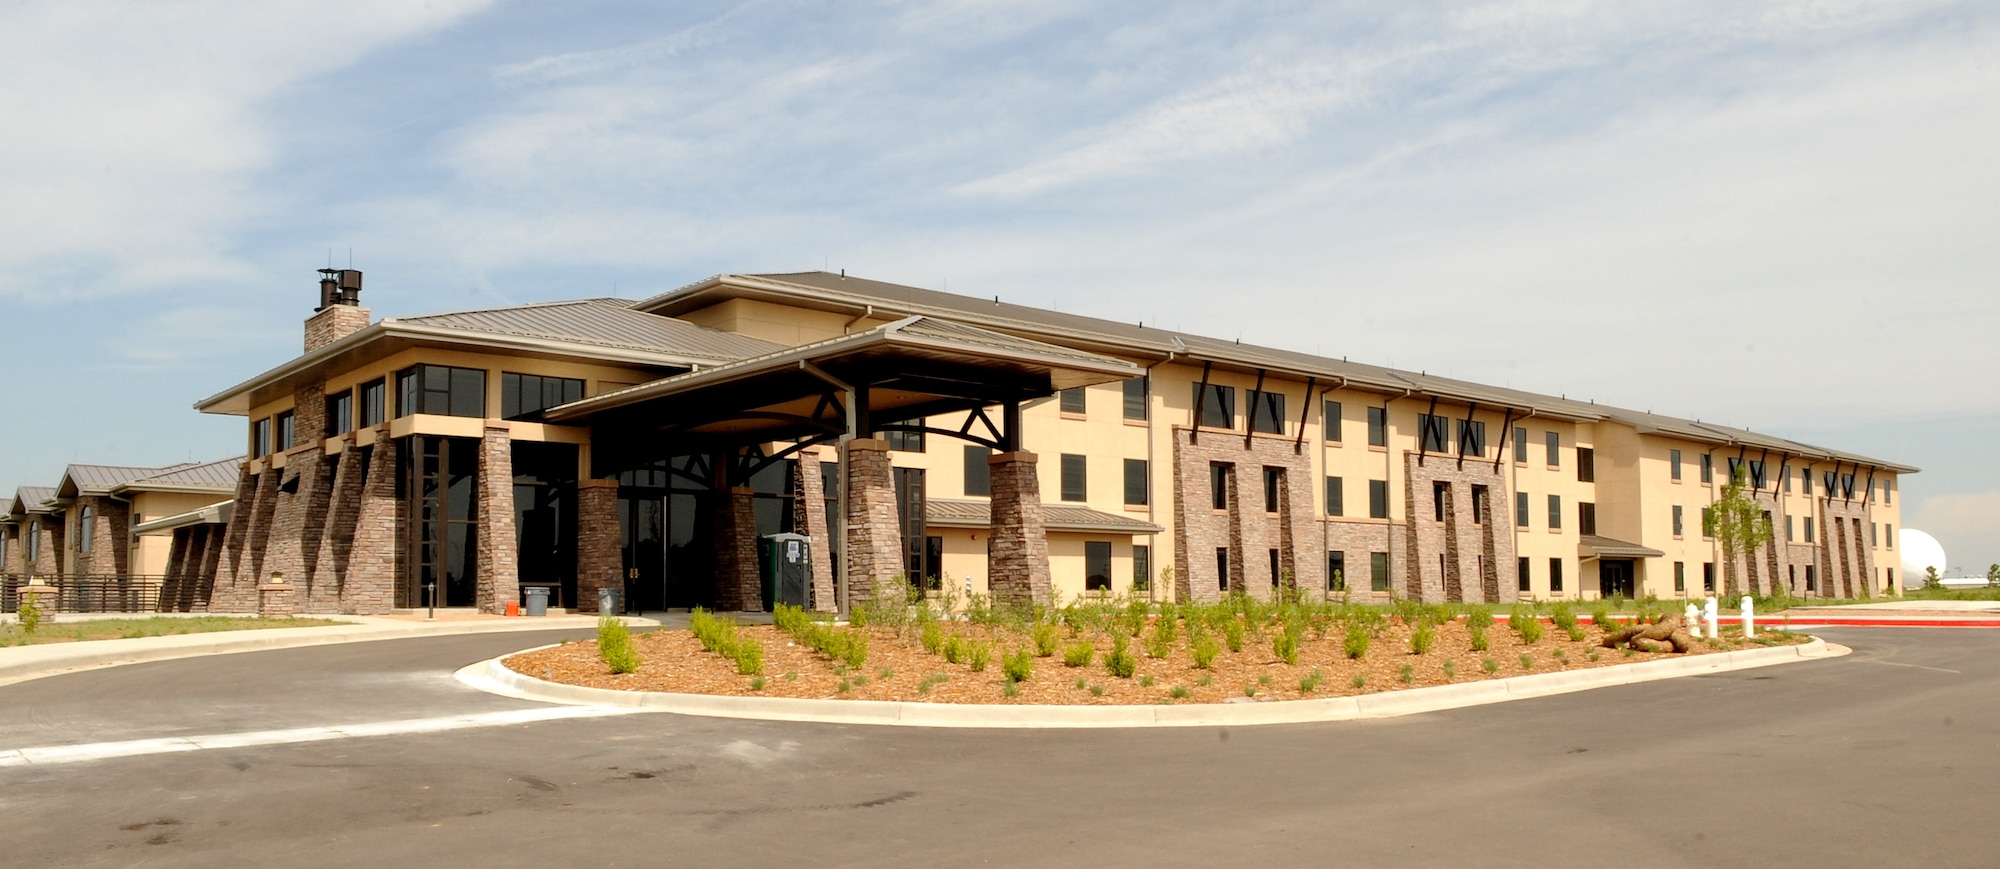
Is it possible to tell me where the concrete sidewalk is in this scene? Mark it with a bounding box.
[0,612,667,688]
[1772,599,2000,628]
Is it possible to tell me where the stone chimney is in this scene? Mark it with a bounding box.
[304,268,370,353]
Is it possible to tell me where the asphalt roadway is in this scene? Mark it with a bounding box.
[1,627,1994,868]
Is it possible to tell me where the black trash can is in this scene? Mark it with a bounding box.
[523,586,550,617]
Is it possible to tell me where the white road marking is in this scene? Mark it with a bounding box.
[0,705,649,768]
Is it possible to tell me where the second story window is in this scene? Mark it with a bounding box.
[252,417,272,458]
[1122,377,1148,421]
[327,391,354,436]
[275,411,296,451]
[1577,447,1595,483]
[1059,387,1087,415]
[1367,407,1388,447]
[1194,384,1235,429]
[1248,390,1285,435]
[1458,420,1486,457]
[502,372,585,420]
[358,378,387,427]
[398,364,487,419]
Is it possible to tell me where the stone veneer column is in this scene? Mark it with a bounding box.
[576,479,621,613]
[474,423,518,614]
[712,485,762,612]
[795,450,837,612]
[843,439,905,609]
[344,433,398,614]
[314,435,366,606]
[987,450,1052,608]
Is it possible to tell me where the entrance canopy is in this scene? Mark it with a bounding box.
[546,316,1141,465]
[1579,534,1666,560]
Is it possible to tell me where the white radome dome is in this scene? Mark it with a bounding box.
[1899,528,1947,585]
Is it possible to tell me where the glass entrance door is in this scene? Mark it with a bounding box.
[1600,559,1636,599]
[621,494,665,612]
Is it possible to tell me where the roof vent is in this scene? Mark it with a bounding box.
[317,268,363,310]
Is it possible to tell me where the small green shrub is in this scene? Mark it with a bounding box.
[1590,606,1612,630]
[1139,674,1155,687]
[1272,630,1300,665]
[1243,684,1258,698]
[1343,622,1371,659]
[733,639,763,676]
[921,621,944,655]
[1564,625,1587,643]
[1153,612,1178,644]
[1350,673,1366,689]
[750,676,766,691]
[1410,622,1436,655]
[1223,617,1245,653]
[17,591,44,635]
[1001,680,1020,698]
[1062,640,1094,668]
[1169,684,1191,699]
[1550,602,1577,630]
[1469,625,1491,652]
[1105,634,1138,678]
[1442,660,1457,681]
[1481,657,1499,675]
[1398,663,1413,684]
[965,641,992,672]
[1518,652,1534,670]
[942,635,965,665]
[598,616,641,674]
[1516,617,1545,645]
[837,679,852,694]
[1074,677,1088,690]
[1032,622,1059,657]
[1089,683,1105,697]
[1191,631,1220,669]
[1145,625,1173,659]
[1299,669,1324,693]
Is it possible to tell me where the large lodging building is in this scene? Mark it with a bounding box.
[1,459,241,611]
[14,269,1912,616]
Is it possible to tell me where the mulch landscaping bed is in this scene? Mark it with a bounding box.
[505,617,1805,706]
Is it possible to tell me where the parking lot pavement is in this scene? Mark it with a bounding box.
[2,626,1995,867]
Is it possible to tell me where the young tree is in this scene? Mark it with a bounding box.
[1988,563,1999,587]
[1703,464,1774,597]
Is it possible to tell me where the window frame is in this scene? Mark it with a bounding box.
[1368,479,1388,519]
[1194,383,1235,430]
[1325,475,1344,517]
[1059,453,1087,502]
[1367,406,1387,447]
[1577,447,1594,483]
[1323,400,1342,443]
[1123,458,1148,507]
[1059,387,1087,415]
[963,445,992,496]
[1248,389,1285,435]
[274,410,296,452]
[326,390,354,437]
[501,371,586,421]
[1670,449,1682,481]
[358,378,386,428]
[1545,430,1560,467]
[1548,494,1563,530]
[1122,377,1148,421]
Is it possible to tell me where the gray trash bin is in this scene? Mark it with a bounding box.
[523,586,550,617]
[599,586,622,616]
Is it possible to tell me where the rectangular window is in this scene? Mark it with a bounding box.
[1269,549,1281,587]
[1194,383,1235,429]
[326,391,354,436]
[252,417,272,458]
[1263,468,1282,513]
[1545,431,1561,466]
[1727,456,1743,483]
[1673,505,1685,537]
[1701,453,1713,484]
[1323,400,1342,442]
[1749,459,1767,490]
[501,372,585,420]
[1059,387,1087,415]
[1578,502,1597,536]
[1060,454,1087,502]
[1470,485,1488,524]
[1514,427,1529,463]
[397,364,487,418]
[1801,468,1813,495]
[77,506,94,554]
[1887,567,1895,589]
[1805,516,1815,542]
[1805,564,1817,592]
[963,445,992,496]
[1084,541,1112,591]
[1368,479,1388,519]
[1122,377,1148,421]
[1432,481,1449,522]
[1549,558,1564,593]
[1785,470,1793,493]
[1517,557,1531,592]
[1328,551,1346,591]
[881,428,926,452]
[1577,447,1594,483]
[1841,473,1856,499]
[1216,548,1230,591]
[1701,507,1714,539]
[1123,458,1148,506]
[1675,561,1686,593]
[1516,491,1529,528]
[1670,449,1683,481]
[1548,494,1562,530]
[1871,522,1877,547]
[1786,515,1795,542]
[1367,407,1387,447]
[1704,562,1716,592]
[1823,470,1837,494]
[1458,419,1487,457]
[1418,414,1450,453]
[275,410,296,451]
[1325,476,1344,517]
[358,378,386,427]
[1210,463,1230,510]
[1370,552,1389,592]
[1885,478,1893,505]
[1887,524,1894,548]
[1133,545,1151,590]
[1248,390,1285,435]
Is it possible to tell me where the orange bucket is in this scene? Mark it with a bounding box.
[505,600,520,617]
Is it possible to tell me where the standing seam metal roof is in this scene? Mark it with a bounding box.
[396,298,783,363]
[120,457,246,493]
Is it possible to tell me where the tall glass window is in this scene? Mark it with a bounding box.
[397,365,487,418]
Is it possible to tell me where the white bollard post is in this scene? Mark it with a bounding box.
[1703,596,1719,640]
[1741,595,1755,639]
[1684,603,1701,634]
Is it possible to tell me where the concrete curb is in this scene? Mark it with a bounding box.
[458,637,1843,729]
[0,615,658,688]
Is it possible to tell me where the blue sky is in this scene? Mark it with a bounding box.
[4,1,1996,571]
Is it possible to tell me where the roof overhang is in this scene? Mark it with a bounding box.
[134,501,235,536]
[925,499,1163,535]
[547,316,1140,454]
[1579,535,1666,560]
[193,320,721,417]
